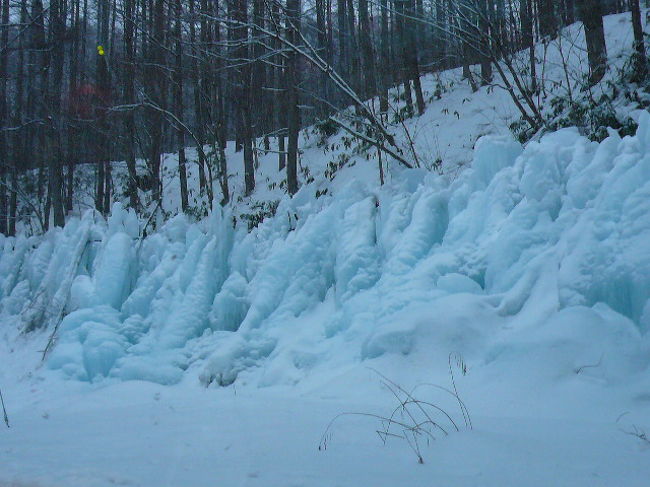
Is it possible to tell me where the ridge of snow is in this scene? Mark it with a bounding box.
[0,112,648,391]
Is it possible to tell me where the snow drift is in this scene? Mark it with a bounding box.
[2,113,650,387]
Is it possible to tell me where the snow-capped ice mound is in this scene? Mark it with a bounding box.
[2,115,650,386]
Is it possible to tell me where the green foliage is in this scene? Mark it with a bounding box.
[512,50,650,144]
[239,200,280,231]
[325,153,351,180]
[314,119,339,147]
[391,105,413,124]
[509,119,532,144]
[185,201,210,221]
[301,165,315,185]
[543,91,639,143]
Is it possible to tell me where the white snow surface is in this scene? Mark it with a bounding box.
[6,116,649,388]
[2,12,650,485]
[1,114,650,485]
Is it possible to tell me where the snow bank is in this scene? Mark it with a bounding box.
[2,116,650,386]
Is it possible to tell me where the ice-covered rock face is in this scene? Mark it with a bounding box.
[2,114,650,386]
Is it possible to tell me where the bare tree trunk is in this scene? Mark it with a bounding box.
[96,0,111,215]
[148,0,166,204]
[630,0,647,81]
[48,0,65,227]
[173,0,188,212]
[459,0,478,92]
[538,0,557,39]
[337,0,348,86]
[359,0,377,100]
[253,0,268,133]
[96,159,105,212]
[379,0,389,113]
[316,0,329,115]
[65,0,81,214]
[0,0,9,233]
[495,0,505,47]
[103,161,111,214]
[521,0,537,93]
[211,0,228,206]
[190,0,208,197]
[346,0,361,99]
[480,0,494,85]
[405,0,425,114]
[123,0,140,211]
[286,0,301,196]
[232,0,255,196]
[395,0,414,115]
[562,0,576,25]
[270,0,286,171]
[577,0,607,84]
[28,0,48,227]
[9,0,29,235]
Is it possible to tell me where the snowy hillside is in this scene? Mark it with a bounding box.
[59,10,647,228]
[2,10,650,487]
[3,113,649,387]
[2,113,650,485]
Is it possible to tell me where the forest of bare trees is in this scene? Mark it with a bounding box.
[0,0,646,234]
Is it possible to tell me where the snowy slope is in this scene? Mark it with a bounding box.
[4,116,649,388]
[1,112,650,486]
[1,10,650,487]
[49,9,643,232]
[153,10,648,220]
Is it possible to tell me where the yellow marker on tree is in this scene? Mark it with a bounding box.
[97,45,105,56]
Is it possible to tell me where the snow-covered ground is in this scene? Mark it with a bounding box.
[2,11,650,487]
[1,375,649,487]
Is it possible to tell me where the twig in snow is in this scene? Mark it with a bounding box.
[574,353,604,375]
[621,425,650,445]
[617,412,650,445]
[319,360,472,464]
[0,386,9,428]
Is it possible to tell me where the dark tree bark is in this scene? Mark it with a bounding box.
[562,0,576,25]
[191,0,208,197]
[231,0,255,196]
[123,0,140,211]
[337,0,348,83]
[346,0,361,99]
[539,0,558,39]
[0,0,9,233]
[379,0,390,113]
[252,0,265,132]
[148,0,166,204]
[9,0,29,235]
[28,0,48,226]
[459,0,478,92]
[394,0,414,115]
[316,0,329,115]
[495,0,505,46]
[286,0,301,196]
[269,0,286,171]
[480,0,494,85]
[47,0,66,227]
[630,0,647,81]
[405,0,425,114]
[359,0,377,100]
[578,0,607,84]
[173,0,188,212]
[211,0,229,206]
[65,0,81,214]
[521,0,537,93]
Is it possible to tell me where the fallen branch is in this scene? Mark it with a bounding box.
[329,117,413,169]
